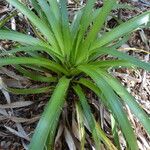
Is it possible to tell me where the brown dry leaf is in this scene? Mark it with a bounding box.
[0,108,8,116]
[64,127,76,150]
[0,131,9,137]
[0,115,40,123]
[4,125,30,141]
[72,118,79,140]
[0,101,33,109]
[10,115,40,123]
[55,124,63,150]
[0,6,9,14]
[0,67,27,81]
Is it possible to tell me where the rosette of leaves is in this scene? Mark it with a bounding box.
[0,0,150,149]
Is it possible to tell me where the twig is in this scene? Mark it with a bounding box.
[139,29,150,89]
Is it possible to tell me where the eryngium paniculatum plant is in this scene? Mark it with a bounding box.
[0,0,150,149]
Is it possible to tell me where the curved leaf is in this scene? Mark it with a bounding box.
[91,47,150,71]
[91,11,150,50]
[6,0,60,52]
[78,66,139,150]
[0,57,68,75]
[0,45,62,60]
[96,69,150,135]
[0,30,48,47]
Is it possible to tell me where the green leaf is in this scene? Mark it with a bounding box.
[70,10,83,39]
[7,86,52,94]
[111,115,121,150]
[93,47,150,71]
[29,0,48,23]
[15,66,57,83]
[77,77,138,150]
[82,0,116,51]
[74,85,117,150]
[0,11,18,28]
[45,118,59,149]
[0,45,62,60]
[47,0,60,19]
[0,30,48,47]
[29,76,70,150]
[0,57,68,75]
[91,11,150,50]
[6,0,60,52]
[96,69,150,135]
[73,0,97,63]
[76,0,116,64]
[37,0,64,54]
[75,102,85,150]
[89,60,134,69]
[60,0,72,57]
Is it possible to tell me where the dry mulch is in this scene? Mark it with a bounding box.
[0,0,150,149]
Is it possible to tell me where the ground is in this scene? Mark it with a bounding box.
[0,0,150,149]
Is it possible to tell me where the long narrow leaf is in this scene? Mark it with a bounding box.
[96,69,150,135]
[0,30,48,47]
[30,0,48,23]
[37,0,64,54]
[92,47,150,71]
[15,66,57,83]
[60,0,72,56]
[47,0,60,19]
[29,76,70,150]
[73,0,97,63]
[6,0,60,52]
[7,86,52,94]
[89,60,134,69]
[81,0,116,52]
[74,85,117,150]
[0,45,62,60]
[91,11,150,50]
[0,57,68,75]
[75,102,85,150]
[111,115,121,150]
[78,66,139,150]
